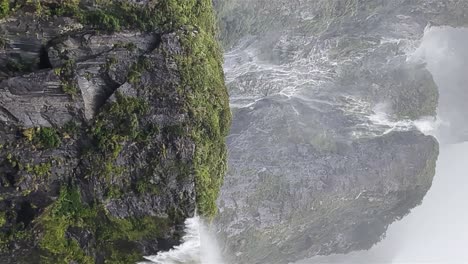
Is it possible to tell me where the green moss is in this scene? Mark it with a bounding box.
[101,160,126,182]
[55,0,232,218]
[84,72,93,81]
[6,153,17,169]
[162,124,186,138]
[127,69,141,85]
[104,215,170,241]
[168,0,231,217]
[36,128,62,149]
[39,186,96,263]
[40,1,152,32]
[20,1,230,261]
[6,155,52,180]
[32,162,52,177]
[84,93,149,195]
[0,226,33,253]
[54,60,78,97]
[22,127,61,149]
[31,0,217,33]
[106,185,124,199]
[93,215,170,263]
[105,56,118,70]
[135,180,161,196]
[84,9,121,31]
[0,212,6,227]
[127,57,151,84]
[114,41,137,51]
[30,0,49,17]
[96,216,169,263]
[0,0,9,19]
[61,83,77,96]
[91,92,149,156]
[39,185,171,263]
[5,57,39,74]
[62,120,80,138]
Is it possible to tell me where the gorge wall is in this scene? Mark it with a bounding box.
[214,1,468,264]
[0,1,230,263]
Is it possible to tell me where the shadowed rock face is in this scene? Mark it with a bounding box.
[0,18,193,264]
[213,0,468,263]
[0,1,230,263]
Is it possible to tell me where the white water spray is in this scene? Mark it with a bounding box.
[367,102,440,136]
[409,26,468,143]
[140,217,224,264]
[299,25,468,264]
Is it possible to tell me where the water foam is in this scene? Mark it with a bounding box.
[342,98,440,138]
[367,103,439,136]
[140,217,224,264]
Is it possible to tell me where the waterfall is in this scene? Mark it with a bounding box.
[139,216,224,264]
[299,25,468,264]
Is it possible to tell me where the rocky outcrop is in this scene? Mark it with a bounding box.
[213,0,467,263]
[217,98,438,263]
[0,1,230,263]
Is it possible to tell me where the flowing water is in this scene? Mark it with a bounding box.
[142,24,468,264]
[297,26,468,264]
[140,217,224,264]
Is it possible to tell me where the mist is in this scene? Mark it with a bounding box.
[301,142,468,264]
[150,21,468,264]
[140,217,225,264]
[297,26,468,264]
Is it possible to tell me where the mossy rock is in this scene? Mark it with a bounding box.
[0,0,230,262]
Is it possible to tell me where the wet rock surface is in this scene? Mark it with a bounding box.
[213,0,468,263]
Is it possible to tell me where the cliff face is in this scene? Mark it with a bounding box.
[213,1,467,264]
[0,1,230,263]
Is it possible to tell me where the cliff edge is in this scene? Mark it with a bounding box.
[0,1,230,263]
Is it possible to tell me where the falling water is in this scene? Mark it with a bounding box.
[140,217,224,264]
[298,26,468,264]
[141,24,468,264]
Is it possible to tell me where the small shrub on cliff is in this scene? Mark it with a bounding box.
[36,128,62,149]
[0,212,6,227]
[0,0,9,19]
[54,60,78,97]
[39,186,172,263]
[91,93,149,157]
[126,57,151,84]
[39,186,95,263]
[62,120,80,138]
[84,9,121,31]
[22,128,35,141]
[32,162,52,177]
[23,127,61,149]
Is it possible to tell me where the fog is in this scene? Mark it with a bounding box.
[298,26,468,264]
